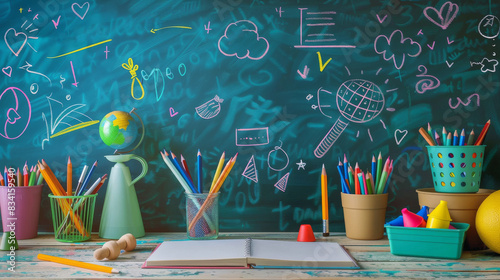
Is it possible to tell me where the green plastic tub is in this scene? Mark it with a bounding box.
[385,222,470,259]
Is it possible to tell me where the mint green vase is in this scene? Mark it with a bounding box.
[99,154,148,239]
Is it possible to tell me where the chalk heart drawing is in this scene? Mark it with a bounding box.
[4,28,27,57]
[394,129,408,145]
[2,66,12,77]
[169,107,178,117]
[423,1,459,30]
[72,2,90,20]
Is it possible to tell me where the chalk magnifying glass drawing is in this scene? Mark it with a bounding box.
[314,79,385,158]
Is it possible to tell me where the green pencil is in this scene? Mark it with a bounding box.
[375,152,382,190]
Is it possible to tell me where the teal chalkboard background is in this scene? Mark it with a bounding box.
[1,0,499,233]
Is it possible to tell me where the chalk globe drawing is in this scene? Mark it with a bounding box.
[314,79,385,158]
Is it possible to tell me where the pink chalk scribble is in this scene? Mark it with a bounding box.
[449,93,480,109]
[415,65,440,94]
[235,127,269,146]
[218,20,269,60]
[0,87,31,140]
[423,1,459,30]
[374,30,421,70]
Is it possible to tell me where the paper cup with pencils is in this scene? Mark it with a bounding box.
[419,120,490,193]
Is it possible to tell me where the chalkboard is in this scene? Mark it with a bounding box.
[1,0,499,233]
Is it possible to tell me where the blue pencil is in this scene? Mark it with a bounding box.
[371,155,376,188]
[78,160,97,196]
[170,152,197,193]
[453,130,458,146]
[459,129,466,146]
[197,150,202,193]
[337,164,349,194]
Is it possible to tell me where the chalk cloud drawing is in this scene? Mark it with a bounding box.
[415,65,441,94]
[275,171,290,192]
[218,20,269,60]
[374,30,421,70]
[268,140,289,172]
[242,155,258,183]
[423,1,459,30]
[72,2,90,20]
[314,79,385,158]
[394,129,408,145]
[0,87,31,140]
[196,95,224,119]
[478,15,500,39]
[235,127,269,146]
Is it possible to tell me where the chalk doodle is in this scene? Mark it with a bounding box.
[122,58,145,100]
[268,140,289,172]
[415,65,440,94]
[448,93,480,109]
[242,155,258,183]
[52,15,61,29]
[423,1,459,30]
[478,15,500,39]
[19,61,52,86]
[169,107,178,117]
[59,76,66,89]
[274,171,290,192]
[70,61,79,87]
[296,159,306,170]
[0,87,31,140]
[235,127,269,146]
[470,58,498,73]
[218,20,269,60]
[150,26,192,33]
[295,8,355,48]
[2,66,12,77]
[394,129,408,145]
[204,21,211,34]
[47,39,112,59]
[72,2,90,20]
[29,83,38,95]
[316,87,333,118]
[195,95,224,119]
[141,68,164,102]
[297,65,309,79]
[275,7,284,17]
[374,30,422,70]
[317,52,332,72]
[314,79,385,158]
[4,20,38,56]
[41,94,96,149]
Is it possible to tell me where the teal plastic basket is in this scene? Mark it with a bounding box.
[426,145,485,193]
[385,222,470,259]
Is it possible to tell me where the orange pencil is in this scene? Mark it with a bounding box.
[42,159,67,196]
[419,127,436,146]
[474,119,490,145]
[67,156,72,196]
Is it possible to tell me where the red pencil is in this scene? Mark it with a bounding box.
[354,162,361,195]
[91,174,108,194]
[474,119,490,145]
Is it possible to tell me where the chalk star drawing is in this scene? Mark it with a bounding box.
[274,171,290,192]
[242,155,258,183]
[296,160,306,170]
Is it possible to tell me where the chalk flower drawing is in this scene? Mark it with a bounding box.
[218,20,269,60]
[374,30,421,70]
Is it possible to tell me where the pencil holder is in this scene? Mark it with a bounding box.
[185,192,219,240]
[0,185,43,239]
[49,194,97,242]
[341,193,388,240]
[427,145,485,193]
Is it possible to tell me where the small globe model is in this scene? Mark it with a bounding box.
[99,111,140,150]
[336,79,385,123]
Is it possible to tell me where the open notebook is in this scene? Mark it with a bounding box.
[143,239,359,269]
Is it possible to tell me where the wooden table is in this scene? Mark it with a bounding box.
[2,232,500,279]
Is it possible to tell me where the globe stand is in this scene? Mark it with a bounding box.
[98,108,148,239]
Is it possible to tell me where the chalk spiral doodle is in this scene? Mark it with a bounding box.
[268,140,289,172]
[0,87,31,140]
[415,65,440,94]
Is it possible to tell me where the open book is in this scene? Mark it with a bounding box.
[143,239,359,269]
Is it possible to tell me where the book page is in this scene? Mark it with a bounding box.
[249,240,358,268]
[145,239,248,267]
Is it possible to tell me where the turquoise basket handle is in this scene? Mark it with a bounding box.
[129,155,148,186]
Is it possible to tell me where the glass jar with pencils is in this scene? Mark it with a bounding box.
[185,192,219,240]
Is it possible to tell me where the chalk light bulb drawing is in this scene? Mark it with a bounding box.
[314,79,385,158]
[122,58,145,100]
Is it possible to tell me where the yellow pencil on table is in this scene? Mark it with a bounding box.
[321,164,329,237]
[37,254,119,274]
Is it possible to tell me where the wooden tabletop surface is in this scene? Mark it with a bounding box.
[2,232,500,279]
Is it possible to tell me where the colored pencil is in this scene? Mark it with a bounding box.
[91,174,108,195]
[0,172,4,186]
[343,154,349,184]
[366,171,374,194]
[23,166,29,186]
[171,152,197,193]
[17,167,21,186]
[419,127,436,146]
[442,126,447,144]
[41,160,67,196]
[467,129,475,146]
[474,119,490,145]
[209,152,225,193]
[371,155,376,190]
[321,164,329,236]
[446,132,452,146]
[337,162,348,194]
[354,162,360,195]
[452,130,458,146]
[78,160,97,196]
[375,152,382,189]
[37,254,119,274]
[180,154,194,186]
[197,150,203,193]
[348,166,355,192]
[459,129,466,146]
[75,165,88,196]
[67,156,72,196]
[434,131,442,146]
[161,151,192,194]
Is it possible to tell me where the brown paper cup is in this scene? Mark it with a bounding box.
[341,193,388,240]
[416,188,494,250]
